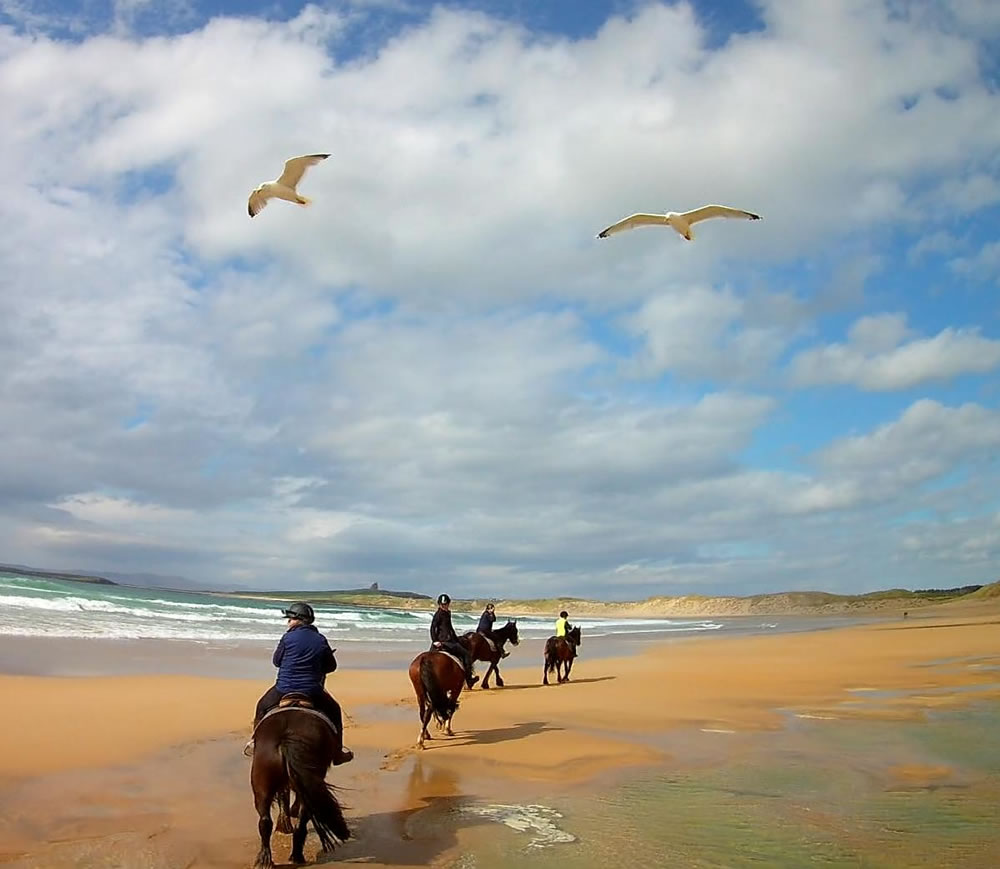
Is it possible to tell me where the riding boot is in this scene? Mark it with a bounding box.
[463,652,479,688]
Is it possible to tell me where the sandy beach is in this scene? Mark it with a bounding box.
[1,603,999,867]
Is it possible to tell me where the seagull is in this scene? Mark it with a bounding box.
[247,154,330,218]
[597,204,761,241]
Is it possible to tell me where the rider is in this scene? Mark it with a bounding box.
[246,602,354,765]
[430,593,479,688]
[476,602,510,658]
[555,610,577,657]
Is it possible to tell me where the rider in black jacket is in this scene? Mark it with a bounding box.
[429,594,479,688]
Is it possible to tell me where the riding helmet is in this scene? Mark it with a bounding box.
[282,601,315,624]
[437,593,451,605]
[559,610,568,618]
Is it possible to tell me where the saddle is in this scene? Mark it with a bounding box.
[253,695,339,738]
[465,631,497,654]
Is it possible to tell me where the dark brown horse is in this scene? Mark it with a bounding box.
[408,649,467,748]
[542,625,582,685]
[462,619,520,688]
[250,704,350,868]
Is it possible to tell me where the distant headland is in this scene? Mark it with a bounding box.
[0,563,117,585]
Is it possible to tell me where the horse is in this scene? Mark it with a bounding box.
[543,625,582,685]
[408,648,467,748]
[249,700,350,868]
[462,619,520,688]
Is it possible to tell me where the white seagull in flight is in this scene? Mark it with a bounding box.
[248,154,330,218]
[597,204,761,241]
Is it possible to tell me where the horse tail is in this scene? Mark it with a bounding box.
[420,654,458,724]
[543,638,555,674]
[279,728,350,850]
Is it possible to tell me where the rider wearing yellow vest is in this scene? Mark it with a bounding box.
[555,610,570,637]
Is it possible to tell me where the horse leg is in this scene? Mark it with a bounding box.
[494,656,505,688]
[543,658,550,685]
[276,788,294,835]
[445,712,454,737]
[289,792,301,818]
[418,703,433,749]
[481,660,495,689]
[565,657,573,681]
[252,788,275,869]
[289,806,311,865]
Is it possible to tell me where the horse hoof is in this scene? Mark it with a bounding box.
[289,853,306,866]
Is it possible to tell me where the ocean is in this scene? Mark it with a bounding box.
[0,571,736,643]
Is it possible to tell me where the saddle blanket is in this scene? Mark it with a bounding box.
[432,649,466,672]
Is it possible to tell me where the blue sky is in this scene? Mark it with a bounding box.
[1,0,999,597]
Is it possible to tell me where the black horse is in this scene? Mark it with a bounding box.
[462,619,520,688]
[250,701,350,868]
[543,625,582,685]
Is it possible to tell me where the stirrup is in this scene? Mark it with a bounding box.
[243,738,254,757]
[333,747,354,766]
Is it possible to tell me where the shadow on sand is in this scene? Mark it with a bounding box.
[497,675,618,691]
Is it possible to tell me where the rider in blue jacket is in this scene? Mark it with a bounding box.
[246,602,353,764]
[476,602,510,658]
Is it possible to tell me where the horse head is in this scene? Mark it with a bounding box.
[504,619,520,646]
[568,625,582,646]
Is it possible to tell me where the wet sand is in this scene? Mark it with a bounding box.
[1,608,999,867]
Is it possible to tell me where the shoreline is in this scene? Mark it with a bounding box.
[0,613,880,679]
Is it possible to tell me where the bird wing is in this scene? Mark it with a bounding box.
[679,204,761,225]
[276,153,330,190]
[248,189,270,218]
[596,213,669,238]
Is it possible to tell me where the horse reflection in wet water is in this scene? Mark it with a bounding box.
[543,625,582,685]
[249,702,350,868]
[462,619,520,688]
[408,649,468,748]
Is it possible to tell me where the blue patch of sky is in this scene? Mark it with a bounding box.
[122,400,156,430]
[113,165,177,206]
[15,0,766,55]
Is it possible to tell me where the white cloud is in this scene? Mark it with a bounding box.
[789,314,1000,390]
[1,2,999,596]
[623,285,793,381]
[950,240,1000,282]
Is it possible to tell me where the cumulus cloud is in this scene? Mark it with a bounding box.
[1,1,999,596]
[789,314,1000,390]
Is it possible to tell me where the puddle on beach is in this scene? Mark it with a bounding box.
[437,700,1000,869]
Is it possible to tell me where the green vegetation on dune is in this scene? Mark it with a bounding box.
[966,580,1000,599]
[216,583,990,617]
